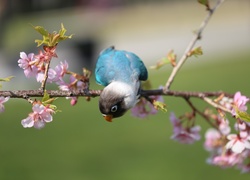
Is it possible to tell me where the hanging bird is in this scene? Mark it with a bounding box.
[95,46,148,122]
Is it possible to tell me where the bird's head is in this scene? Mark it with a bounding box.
[99,81,139,122]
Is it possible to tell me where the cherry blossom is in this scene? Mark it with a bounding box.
[211,152,244,168]
[204,128,222,151]
[44,60,69,83]
[235,121,247,131]
[226,133,250,154]
[17,52,38,78]
[169,112,201,144]
[17,47,62,84]
[171,125,201,144]
[57,75,85,106]
[131,95,164,118]
[69,97,78,106]
[169,112,181,129]
[218,118,231,135]
[54,60,69,82]
[231,91,249,116]
[57,75,82,91]
[21,103,54,129]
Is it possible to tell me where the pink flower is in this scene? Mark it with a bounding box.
[231,91,249,116]
[53,60,68,82]
[18,52,38,78]
[131,95,163,118]
[69,97,78,106]
[204,128,222,151]
[44,60,69,83]
[57,75,82,91]
[0,96,9,113]
[226,133,250,154]
[21,104,54,129]
[171,125,201,144]
[35,72,45,83]
[57,75,84,106]
[169,112,201,144]
[235,121,247,131]
[218,119,231,135]
[212,152,244,168]
[18,51,65,84]
[169,112,181,129]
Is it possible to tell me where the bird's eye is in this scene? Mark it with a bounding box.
[110,105,118,112]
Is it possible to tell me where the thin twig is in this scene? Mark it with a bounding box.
[40,62,50,91]
[164,0,225,91]
[202,96,231,113]
[184,97,218,130]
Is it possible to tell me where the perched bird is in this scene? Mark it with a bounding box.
[95,46,148,122]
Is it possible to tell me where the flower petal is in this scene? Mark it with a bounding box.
[34,120,46,129]
[21,116,34,128]
[231,141,245,153]
[42,113,52,122]
[20,52,28,59]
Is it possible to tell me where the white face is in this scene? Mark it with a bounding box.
[104,81,140,109]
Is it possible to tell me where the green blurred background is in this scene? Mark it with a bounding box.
[0,0,250,179]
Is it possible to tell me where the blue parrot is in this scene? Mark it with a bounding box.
[95,46,148,122]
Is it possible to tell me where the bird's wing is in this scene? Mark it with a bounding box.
[95,47,116,86]
[123,51,148,81]
[95,46,148,86]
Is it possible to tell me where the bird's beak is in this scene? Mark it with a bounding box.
[103,114,113,122]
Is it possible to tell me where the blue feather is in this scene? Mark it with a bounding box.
[95,46,148,86]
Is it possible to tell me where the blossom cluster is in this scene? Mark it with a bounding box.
[21,103,55,129]
[131,95,164,118]
[0,96,55,129]
[167,91,250,173]
[17,48,86,104]
[204,92,250,173]
[16,46,87,128]
[169,112,201,144]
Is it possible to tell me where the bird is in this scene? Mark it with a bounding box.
[95,46,148,122]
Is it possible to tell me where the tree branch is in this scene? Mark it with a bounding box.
[141,89,234,99]
[164,0,225,91]
[0,89,101,98]
[0,89,234,99]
